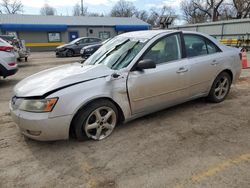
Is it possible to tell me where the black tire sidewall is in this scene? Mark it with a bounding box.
[73,99,118,141]
[208,72,232,103]
[66,49,74,57]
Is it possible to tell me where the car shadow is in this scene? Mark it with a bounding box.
[0,78,19,88]
[116,97,209,131]
[21,97,218,183]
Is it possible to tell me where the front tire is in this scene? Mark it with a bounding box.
[208,72,232,103]
[73,100,118,141]
[66,49,74,57]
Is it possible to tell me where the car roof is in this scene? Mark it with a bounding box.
[79,37,101,40]
[119,30,222,46]
[119,30,177,40]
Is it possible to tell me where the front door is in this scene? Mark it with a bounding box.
[127,33,190,114]
[69,31,79,42]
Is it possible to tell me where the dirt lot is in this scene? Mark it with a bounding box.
[0,52,250,188]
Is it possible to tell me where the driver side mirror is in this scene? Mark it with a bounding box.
[75,41,80,45]
[136,59,156,71]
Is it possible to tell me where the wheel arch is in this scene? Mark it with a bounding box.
[221,69,233,82]
[69,97,125,138]
[65,48,75,54]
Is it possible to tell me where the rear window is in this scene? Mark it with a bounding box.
[184,34,221,58]
[89,38,101,43]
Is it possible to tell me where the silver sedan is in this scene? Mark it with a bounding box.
[10,30,241,141]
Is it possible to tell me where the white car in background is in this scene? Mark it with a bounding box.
[10,30,241,141]
[0,38,18,78]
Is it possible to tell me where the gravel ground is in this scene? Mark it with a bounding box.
[0,52,250,188]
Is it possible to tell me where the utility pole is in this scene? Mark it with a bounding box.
[81,0,84,16]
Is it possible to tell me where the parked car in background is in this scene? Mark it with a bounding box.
[10,30,241,141]
[0,38,18,78]
[56,37,102,57]
[80,38,111,59]
[0,35,30,62]
[80,43,103,59]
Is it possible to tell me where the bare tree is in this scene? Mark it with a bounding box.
[0,0,23,14]
[135,10,149,22]
[40,3,56,16]
[218,2,235,20]
[181,0,208,23]
[233,0,250,19]
[193,0,224,21]
[72,2,87,16]
[110,0,137,17]
[88,12,104,17]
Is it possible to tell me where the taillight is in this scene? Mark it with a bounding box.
[8,62,16,67]
[239,53,242,61]
[0,46,14,52]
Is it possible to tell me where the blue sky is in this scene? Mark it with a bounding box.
[22,0,182,16]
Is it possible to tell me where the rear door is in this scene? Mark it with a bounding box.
[183,34,223,97]
[127,33,190,114]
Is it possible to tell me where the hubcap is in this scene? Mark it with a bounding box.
[84,107,117,140]
[214,76,229,100]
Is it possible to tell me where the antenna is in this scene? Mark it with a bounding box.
[81,0,84,16]
[159,16,176,29]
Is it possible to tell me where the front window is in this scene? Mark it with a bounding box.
[69,38,81,44]
[141,34,182,64]
[184,34,221,57]
[84,36,147,70]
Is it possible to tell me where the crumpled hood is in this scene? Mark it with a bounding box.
[14,63,113,97]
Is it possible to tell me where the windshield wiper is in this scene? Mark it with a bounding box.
[93,39,130,65]
[111,41,140,69]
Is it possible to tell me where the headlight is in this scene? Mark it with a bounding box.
[80,48,85,54]
[19,98,58,112]
[85,48,94,52]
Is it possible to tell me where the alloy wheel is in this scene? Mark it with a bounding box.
[214,75,229,100]
[84,106,117,140]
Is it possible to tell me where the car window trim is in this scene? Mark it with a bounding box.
[131,31,184,71]
[183,33,222,59]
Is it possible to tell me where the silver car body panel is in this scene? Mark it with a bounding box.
[10,30,241,140]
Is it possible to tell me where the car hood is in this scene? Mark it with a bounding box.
[14,63,114,97]
[56,44,72,49]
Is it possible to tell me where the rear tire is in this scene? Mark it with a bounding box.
[73,99,118,141]
[208,72,232,103]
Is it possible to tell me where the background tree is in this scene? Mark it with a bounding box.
[232,0,250,19]
[88,12,103,17]
[193,0,224,22]
[72,2,87,16]
[135,10,149,22]
[181,0,207,23]
[40,3,56,16]
[110,0,137,17]
[0,0,23,14]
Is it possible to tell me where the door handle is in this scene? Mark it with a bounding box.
[211,60,219,65]
[176,67,188,73]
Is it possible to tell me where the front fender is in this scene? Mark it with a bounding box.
[48,76,131,120]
